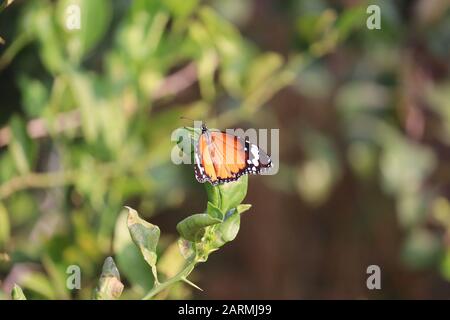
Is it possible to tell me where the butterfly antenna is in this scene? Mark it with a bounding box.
[180,116,207,128]
[180,116,195,122]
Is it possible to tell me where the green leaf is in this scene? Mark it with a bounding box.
[236,204,252,214]
[212,204,251,248]
[335,5,366,41]
[94,257,124,300]
[68,72,100,143]
[126,207,160,268]
[41,255,70,299]
[205,175,248,213]
[113,210,154,292]
[11,284,26,300]
[218,211,240,243]
[30,2,66,73]
[0,202,10,249]
[9,116,34,175]
[199,6,242,56]
[164,0,198,18]
[176,213,221,242]
[125,207,161,286]
[17,76,49,118]
[20,271,56,299]
[206,201,224,220]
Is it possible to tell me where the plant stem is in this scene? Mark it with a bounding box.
[0,31,31,70]
[142,260,197,300]
[0,170,77,200]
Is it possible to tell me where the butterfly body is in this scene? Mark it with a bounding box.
[194,124,272,186]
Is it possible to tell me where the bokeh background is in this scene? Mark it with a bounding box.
[1,0,450,299]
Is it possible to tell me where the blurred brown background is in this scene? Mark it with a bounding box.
[164,0,450,299]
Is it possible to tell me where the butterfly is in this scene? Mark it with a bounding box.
[193,123,272,186]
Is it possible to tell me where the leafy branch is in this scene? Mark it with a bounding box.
[0,61,211,148]
[6,122,249,300]
[92,127,251,300]
[137,173,250,300]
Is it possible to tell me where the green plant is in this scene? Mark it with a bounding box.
[111,127,251,300]
[0,0,295,300]
[5,0,448,300]
[8,126,253,300]
[11,284,26,300]
[12,166,250,300]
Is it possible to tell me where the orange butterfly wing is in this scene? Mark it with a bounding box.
[195,131,247,184]
[194,126,272,185]
[211,132,247,177]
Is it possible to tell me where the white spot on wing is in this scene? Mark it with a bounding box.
[195,153,204,174]
[250,144,259,160]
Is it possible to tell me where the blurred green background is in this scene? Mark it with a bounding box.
[0,0,450,299]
